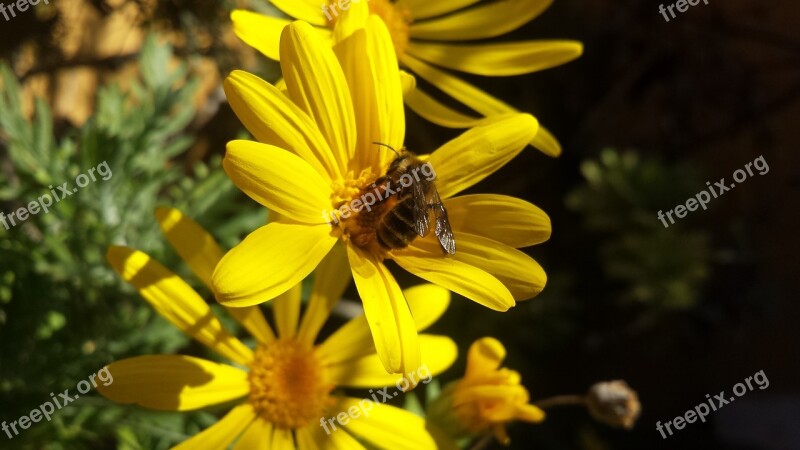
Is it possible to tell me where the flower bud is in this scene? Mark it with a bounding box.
[586,380,641,429]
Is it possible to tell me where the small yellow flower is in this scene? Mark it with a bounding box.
[428,337,545,446]
[212,10,550,375]
[231,0,582,156]
[100,207,457,449]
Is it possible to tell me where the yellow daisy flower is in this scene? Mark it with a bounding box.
[100,207,457,449]
[212,10,550,376]
[427,337,545,446]
[231,0,582,156]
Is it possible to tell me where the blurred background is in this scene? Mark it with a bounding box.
[0,0,798,449]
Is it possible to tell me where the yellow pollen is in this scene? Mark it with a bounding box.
[248,339,334,429]
[328,169,391,257]
[326,0,413,56]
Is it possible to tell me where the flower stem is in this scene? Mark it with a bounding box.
[534,394,587,409]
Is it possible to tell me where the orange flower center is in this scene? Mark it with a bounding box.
[325,0,413,56]
[248,339,334,429]
[329,169,391,257]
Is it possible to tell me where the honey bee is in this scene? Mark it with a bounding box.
[348,143,456,255]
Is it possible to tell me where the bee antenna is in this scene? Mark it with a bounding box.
[372,142,400,156]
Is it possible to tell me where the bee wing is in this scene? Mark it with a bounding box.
[429,187,456,255]
[412,178,431,237]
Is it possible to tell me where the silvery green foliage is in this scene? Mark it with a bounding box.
[0,35,261,449]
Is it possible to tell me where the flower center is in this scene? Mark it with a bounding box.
[330,169,391,258]
[248,339,334,429]
[326,0,413,57]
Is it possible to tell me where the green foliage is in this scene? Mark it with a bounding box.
[566,149,710,311]
[0,35,261,448]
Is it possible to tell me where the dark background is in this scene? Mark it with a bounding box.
[1,0,799,449]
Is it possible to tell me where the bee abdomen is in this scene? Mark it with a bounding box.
[377,200,418,250]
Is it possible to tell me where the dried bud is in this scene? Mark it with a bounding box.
[586,380,641,429]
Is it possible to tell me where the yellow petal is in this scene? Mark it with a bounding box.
[336,397,437,449]
[404,284,450,332]
[316,315,374,367]
[224,139,333,224]
[406,40,583,76]
[515,403,546,423]
[409,0,552,41]
[400,71,416,96]
[297,243,351,344]
[346,245,420,375]
[403,84,562,156]
[399,0,481,20]
[155,207,276,344]
[392,243,515,312]
[443,194,551,248]
[155,207,224,289]
[234,419,295,450]
[428,114,538,199]
[106,247,253,366]
[466,337,505,377]
[173,403,256,450]
[274,282,302,339]
[332,0,369,43]
[97,355,249,411]
[402,53,562,156]
[530,125,562,157]
[281,21,355,176]
[366,16,405,168]
[327,334,457,388]
[453,384,528,407]
[230,10,290,61]
[333,29,380,172]
[447,233,546,300]
[213,222,338,307]
[297,422,366,450]
[404,87,486,128]
[224,70,339,182]
[271,0,328,26]
[232,418,272,450]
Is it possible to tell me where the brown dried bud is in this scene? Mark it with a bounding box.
[586,380,641,429]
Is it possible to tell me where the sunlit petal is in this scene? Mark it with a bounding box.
[346,245,419,375]
[271,0,328,26]
[97,355,249,411]
[410,0,552,41]
[155,207,276,344]
[107,246,253,365]
[224,139,333,224]
[224,70,338,182]
[297,243,351,345]
[428,114,539,199]
[404,284,450,332]
[406,40,583,76]
[173,403,256,450]
[392,242,515,312]
[443,194,551,248]
[281,21,355,175]
[327,335,457,388]
[336,398,437,449]
[274,282,302,339]
[399,0,480,20]
[212,222,337,307]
